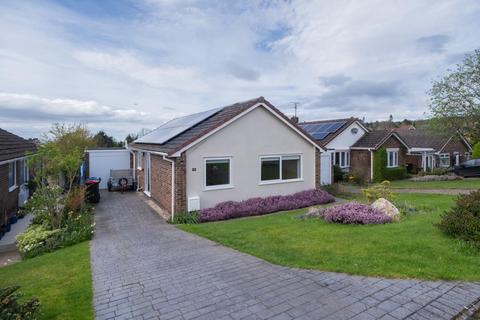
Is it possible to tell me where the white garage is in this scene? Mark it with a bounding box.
[87,149,132,189]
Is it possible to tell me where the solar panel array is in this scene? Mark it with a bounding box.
[299,121,347,141]
[134,107,223,144]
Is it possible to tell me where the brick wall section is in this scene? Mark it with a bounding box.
[0,162,20,225]
[440,136,470,165]
[315,148,321,189]
[150,154,172,213]
[174,153,187,213]
[351,150,371,181]
[405,154,422,172]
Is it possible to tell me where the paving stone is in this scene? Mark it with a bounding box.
[91,192,480,320]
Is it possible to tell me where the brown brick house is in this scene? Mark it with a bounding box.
[129,97,324,220]
[0,129,36,226]
[350,130,410,182]
[395,129,472,173]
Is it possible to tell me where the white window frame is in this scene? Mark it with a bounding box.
[386,148,399,168]
[204,157,233,191]
[333,151,350,168]
[19,159,29,185]
[8,161,17,192]
[259,154,303,185]
[439,153,450,168]
[136,151,143,170]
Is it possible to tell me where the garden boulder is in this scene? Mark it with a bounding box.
[372,198,400,221]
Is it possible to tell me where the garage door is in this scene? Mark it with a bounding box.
[88,150,131,189]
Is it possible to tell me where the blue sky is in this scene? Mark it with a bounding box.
[1,0,479,139]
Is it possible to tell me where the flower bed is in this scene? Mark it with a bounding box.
[323,202,392,225]
[199,189,335,222]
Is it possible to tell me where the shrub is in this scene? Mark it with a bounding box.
[199,189,335,222]
[383,166,407,181]
[372,148,387,182]
[333,165,343,182]
[362,181,394,203]
[431,167,449,176]
[0,286,40,320]
[172,211,199,224]
[16,209,94,259]
[437,190,480,245]
[473,142,480,159]
[65,186,86,212]
[323,202,393,225]
[22,186,65,230]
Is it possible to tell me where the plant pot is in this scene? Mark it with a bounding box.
[10,216,18,224]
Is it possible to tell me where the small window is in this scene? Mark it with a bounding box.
[439,154,450,167]
[19,160,28,184]
[261,155,302,183]
[387,149,399,168]
[261,157,280,181]
[205,158,231,188]
[333,151,350,168]
[8,161,16,191]
[136,152,143,169]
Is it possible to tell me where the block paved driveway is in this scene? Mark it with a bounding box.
[91,192,480,320]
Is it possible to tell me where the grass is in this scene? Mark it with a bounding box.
[179,193,480,281]
[389,178,480,189]
[0,242,93,320]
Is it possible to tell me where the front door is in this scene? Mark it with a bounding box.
[144,153,151,196]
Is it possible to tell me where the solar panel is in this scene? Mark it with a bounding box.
[135,107,222,144]
[300,120,347,141]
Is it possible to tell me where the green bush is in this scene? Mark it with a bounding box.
[437,191,480,245]
[22,186,65,230]
[16,210,94,259]
[171,211,199,224]
[362,181,395,203]
[333,165,343,182]
[473,142,480,159]
[372,148,387,182]
[383,166,407,181]
[0,286,40,320]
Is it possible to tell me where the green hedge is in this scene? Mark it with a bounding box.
[372,147,407,182]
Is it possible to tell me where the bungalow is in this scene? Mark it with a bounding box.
[0,129,36,226]
[395,129,472,173]
[298,118,370,177]
[129,97,324,219]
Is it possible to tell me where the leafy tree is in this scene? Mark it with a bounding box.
[93,130,122,147]
[125,133,138,144]
[473,142,480,159]
[428,49,480,142]
[30,123,95,193]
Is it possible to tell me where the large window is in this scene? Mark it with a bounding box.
[439,153,450,167]
[333,151,350,168]
[205,158,231,189]
[260,155,301,183]
[8,161,16,191]
[387,149,399,168]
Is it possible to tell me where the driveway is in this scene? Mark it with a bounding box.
[91,192,480,320]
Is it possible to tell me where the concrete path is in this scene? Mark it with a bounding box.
[90,192,480,320]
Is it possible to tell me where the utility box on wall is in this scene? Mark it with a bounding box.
[188,196,200,212]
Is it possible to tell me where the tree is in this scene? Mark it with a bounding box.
[125,133,138,144]
[473,142,480,159]
[30,123,95,194]
[428,49,480,142]
[93,130,121,147]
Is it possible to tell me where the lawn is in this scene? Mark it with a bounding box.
[179,193,480,281]
[389,178,480,189]
[0,242,93,320]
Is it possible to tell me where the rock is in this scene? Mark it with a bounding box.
[371,198,400,221]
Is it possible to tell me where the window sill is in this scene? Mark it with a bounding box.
[386,166,399,169]
[259,178,304,185]
[204,185,234,191]
[8,185,18,192]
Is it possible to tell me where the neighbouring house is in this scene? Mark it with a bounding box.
[395,128,472,173]
[0,129,36,226]
[298,118,370,183]
[350,130,410,182]
[129,97,324,219]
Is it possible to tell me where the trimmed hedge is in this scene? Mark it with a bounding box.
[383,167,407,181]
[373,147,407,181]
[199,189,335,222]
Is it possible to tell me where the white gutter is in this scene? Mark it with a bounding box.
[0,155,30,166]
[370,150,374,182]
[129,146,176,221]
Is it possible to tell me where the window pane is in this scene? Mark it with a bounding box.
[19,160,25,183]
[340,152,345,167]
[206,159,230,186]
[8,162,15,187]
[261,157,280,181]
[282,156,300,180]
[334,152,340,166]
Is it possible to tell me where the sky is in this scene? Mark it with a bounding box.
[1,0,479,140]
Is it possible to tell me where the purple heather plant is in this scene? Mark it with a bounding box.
[199,189,335,222]
[323,202,392,225]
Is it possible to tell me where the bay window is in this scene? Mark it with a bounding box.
[260,155,301,183]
